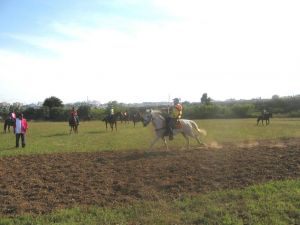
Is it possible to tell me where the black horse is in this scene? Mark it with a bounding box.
[257,112,272,126]
[102,114,118,131]
[69,116,79,134]
[4,117,15,133]
[119,111,130,124]
[131,112,142,127]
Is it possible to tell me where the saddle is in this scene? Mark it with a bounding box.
[174,120,183,129]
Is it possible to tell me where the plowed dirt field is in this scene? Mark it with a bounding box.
[1,138,300,216]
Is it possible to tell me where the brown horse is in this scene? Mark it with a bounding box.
[102,114,117,131]
[4,117,15,133]
[257,112,272,126]
[131,112,142,127]
[69,116,79,134]
[119,111,130,124]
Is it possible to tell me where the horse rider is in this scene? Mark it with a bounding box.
[124,110,128,118]
[262,109,268,116]
[9,111,16,120]
[70,106,79,124]
[109,105,114,120]
[166,98,183,140]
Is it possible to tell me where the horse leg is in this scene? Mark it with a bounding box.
[181,133,190,150]
[195,136,200,144]
[162,137,168,150]
[149,136,168,150]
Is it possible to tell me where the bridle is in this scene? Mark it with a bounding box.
[143,113,166,131]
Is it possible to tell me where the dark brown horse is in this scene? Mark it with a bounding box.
[131,112,142,127]
[102,114,117,131]
[119,111,130,124]
[69,116,79,134]
[4,117,15,133]
[257,112,272,126]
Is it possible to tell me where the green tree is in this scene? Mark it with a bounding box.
[201,93,212,105]
[43,96,63,108]
[42,97,63,120]
[23,107,36,120]
[10,102,23,113]
[105,101,121,114]
[231,103,255,118]
[49,107,66,121]
[0,102,10,119]
[78,104,91,120]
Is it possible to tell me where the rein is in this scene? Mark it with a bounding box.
[150,113,166,131]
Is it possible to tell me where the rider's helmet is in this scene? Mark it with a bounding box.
[173,98,180,104]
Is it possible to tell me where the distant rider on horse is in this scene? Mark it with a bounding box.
[109,105,114,120]
[70,106,79,124]
[262,109,268,116]
[166,98,183,140]
[10,111,16,120]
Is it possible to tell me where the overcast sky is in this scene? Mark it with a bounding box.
[0,0,299,104]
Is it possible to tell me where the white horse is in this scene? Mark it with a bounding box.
[141,110,207,150]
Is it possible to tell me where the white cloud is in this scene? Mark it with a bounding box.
[1,0,299,103]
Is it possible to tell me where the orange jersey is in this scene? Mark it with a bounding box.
[172,103,183,119]
[71,110,78,116]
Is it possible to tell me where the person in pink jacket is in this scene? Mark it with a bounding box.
[13,113,28,148]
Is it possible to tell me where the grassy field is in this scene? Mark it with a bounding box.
[1,118,300,157]
[1,118,300,224]
[1,178,300,225]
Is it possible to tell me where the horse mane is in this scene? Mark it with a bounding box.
[150,109,161,115]
[150,110,166,120]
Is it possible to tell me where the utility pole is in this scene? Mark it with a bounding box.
[167,94,170,114]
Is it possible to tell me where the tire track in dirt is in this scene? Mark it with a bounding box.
[1,138,300,216]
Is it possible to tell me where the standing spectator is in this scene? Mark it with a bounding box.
[13,113,28,148]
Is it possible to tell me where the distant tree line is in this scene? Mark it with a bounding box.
[1,95,300,121]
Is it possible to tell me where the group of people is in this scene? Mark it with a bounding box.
[7,111,28,148]
[7,106,80,148]
[107,98,183,140]
[6,98,183,148]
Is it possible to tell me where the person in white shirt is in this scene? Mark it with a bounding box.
[13,113,28,148]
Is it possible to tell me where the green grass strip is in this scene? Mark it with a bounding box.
[1,178,300,225]
[1,118,300,157]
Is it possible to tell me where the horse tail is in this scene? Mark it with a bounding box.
[190,120,207,136]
